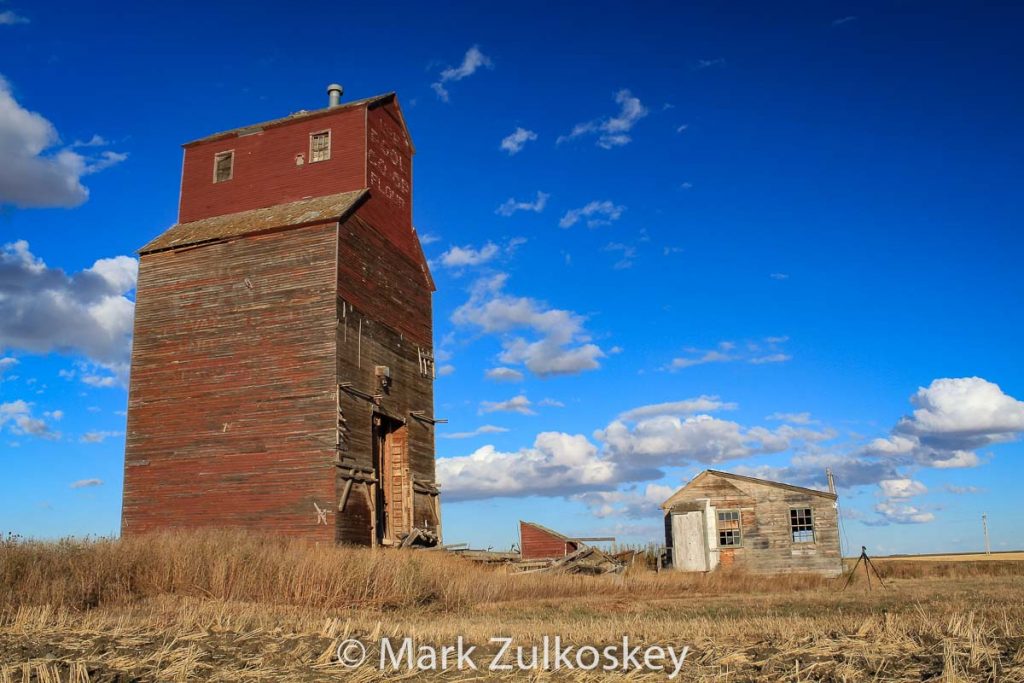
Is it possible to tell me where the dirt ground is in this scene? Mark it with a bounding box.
[2,573,1023,682]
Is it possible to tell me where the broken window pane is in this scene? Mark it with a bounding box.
[214,152,233,183]
[790,507,815,543]
[310,131,331,162]
[717,509,741,547]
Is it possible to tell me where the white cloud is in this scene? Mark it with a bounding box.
[44,410,63,421]
[80,430,122,444]
[496,191,549,217]
[0,11,29,25]
[832,16,857,27]
[945,484,984,495]
[437,432,619,501]
[603,242,636,270]
[675,124,689,134]
[437,364,455,377]
[431,45,492,102]
[557,89,648,148]
[559,200,625,228]
[0,399,59,439]
[0,76,126,208]
[694,58,726,70]
[766,412,816,425]
[874,501,934,525]
[485,367,524,383]
[419,232,440,245]
[863,377,1024,469]
[480,394,535,416]
[734,452,899,491]
[452,273,605,377]
[538,398,565,408]
[619,396,737,421]
[0,356,17,377]
[878,478,927,499]
[574,483,675,519]
[500,127,537,155]
[770,272,789,281]
[69,478,103,489]
[0,241,137,384]
[665,338,791,371]
[440,425,509,440]
[439,242,499,268]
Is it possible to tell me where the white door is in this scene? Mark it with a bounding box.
[671,511,709,571]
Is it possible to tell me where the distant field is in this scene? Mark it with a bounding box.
[876,550,1024,562]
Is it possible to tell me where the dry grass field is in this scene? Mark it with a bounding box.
[1,531,1023,682]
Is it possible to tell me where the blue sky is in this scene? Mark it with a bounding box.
[2,1,1023,555]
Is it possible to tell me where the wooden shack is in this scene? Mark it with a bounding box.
[661,470,842,576]
[519,521,580,560]
[122,86,440,547]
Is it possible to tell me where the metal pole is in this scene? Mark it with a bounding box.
[983,513,991,555]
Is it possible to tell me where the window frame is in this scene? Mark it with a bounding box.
[790,507,816,544]
[309,129,332,163]
[213,150,234,183]
[716,509,742,548]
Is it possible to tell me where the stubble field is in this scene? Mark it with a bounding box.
[1,531,1022,682]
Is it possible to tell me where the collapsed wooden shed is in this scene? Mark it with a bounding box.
[122,87,441,547]
[661,470,843,577]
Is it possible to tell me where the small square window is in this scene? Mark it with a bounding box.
[310,130,331,163]
[213,151,233,183]
[790,508,815,543]
[717,509,741,547]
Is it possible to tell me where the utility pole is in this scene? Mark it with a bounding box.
[982,513,991,555]
[826,468,836,495]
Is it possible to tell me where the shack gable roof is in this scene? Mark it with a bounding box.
[183,93,397,147]
[140,189,367,255]
[661,469,837,510]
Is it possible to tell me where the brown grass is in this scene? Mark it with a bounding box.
[2,530,1023,681]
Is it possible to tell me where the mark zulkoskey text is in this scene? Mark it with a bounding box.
[335,636,691,678]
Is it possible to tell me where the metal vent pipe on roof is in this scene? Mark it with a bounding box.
[327,84,344,108]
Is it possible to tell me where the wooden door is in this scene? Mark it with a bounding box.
[671,510,709,571]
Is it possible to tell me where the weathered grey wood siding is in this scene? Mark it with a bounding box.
[665,472,843,576]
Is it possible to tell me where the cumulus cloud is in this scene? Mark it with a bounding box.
[437,432,620,501]
[863,377,1024,469]
[500,127,537,155]
[559,200,625,228]
[557,89,648,148]
[480,394,535,416]
[439,242,499,269]
[874,501,934,525]
[0,75,126,208]
[0,241,137,383]
[432,45,492,102]
[538,398,565,408]
[452,273,605,377]
[440,424,509,440]
[69,478,103,489]
[945,484,984,495]
[734,452,899,491]
[0,399,59,439]
[496,191,549,217]
[878,478,927,499]
[485,367,524,383]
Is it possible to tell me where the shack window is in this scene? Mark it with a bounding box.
[717,509,741,547]
[310,130,331,162]
[790,508,815,543]
[213,151,234,183]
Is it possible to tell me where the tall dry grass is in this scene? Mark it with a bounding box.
[4,530,1021,615]
[0,530,845,613]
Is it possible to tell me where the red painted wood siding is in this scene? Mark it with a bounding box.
[122,222,340,541]
[178,107,366,223]
[520,522,578,560]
